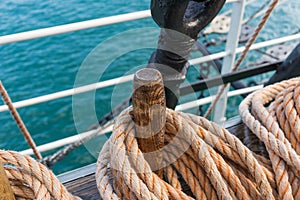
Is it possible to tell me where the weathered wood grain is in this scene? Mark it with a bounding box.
[0,161,16,200]
[132,68,166,177]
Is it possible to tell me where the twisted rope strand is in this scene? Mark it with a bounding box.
[181,111,274,199]
[164,166,181,190]
[240,77,300,199]
[0,150,79,200]
[97,107,275,199]
[96,78,300,200]
[5,167,50,199]
[251,92,294,200]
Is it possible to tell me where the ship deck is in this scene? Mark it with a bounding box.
[59,117,265,200]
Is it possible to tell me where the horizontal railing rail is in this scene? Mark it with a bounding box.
[20,84,261,156]
[1,33,299,113]
[20,58,276,156]
[0,10,151,45]
[0,0,239,45]
[176,84,263,111]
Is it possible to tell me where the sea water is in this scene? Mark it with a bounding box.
[0,0,299,174]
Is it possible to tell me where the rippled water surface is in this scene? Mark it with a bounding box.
[0,0,299,174]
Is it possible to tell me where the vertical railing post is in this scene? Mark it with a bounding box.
[213,0,246,124]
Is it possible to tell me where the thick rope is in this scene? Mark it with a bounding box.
[204,0,279,118]
[240,77,300,199]
[0,150,80,200]
[96,107,276,200]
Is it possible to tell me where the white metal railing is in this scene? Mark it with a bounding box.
[20,84,262,156]
[1,0,299,156]
[175,84,263,111]
[0,0,239,45]
[0,74,134,112]
[189,33,300,65]
[1,33,299,113]
[213,0,246,123]
[0,10,151,45]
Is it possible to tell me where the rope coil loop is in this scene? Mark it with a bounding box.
[96,107,275,200]
[240,77,300,199]
[0,150,80,200]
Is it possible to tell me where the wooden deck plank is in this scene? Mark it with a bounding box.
[64,173,100,199]
[60,117,266,200]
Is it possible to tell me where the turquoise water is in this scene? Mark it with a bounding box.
[0,0,299,174]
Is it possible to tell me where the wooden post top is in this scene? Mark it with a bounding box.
[132,68,166,177]
[0,161,16,200]
[133,68,163,87]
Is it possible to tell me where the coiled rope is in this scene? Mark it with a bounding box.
[96,107,277,200]
[240,77,300,199]
[0,150,80,200]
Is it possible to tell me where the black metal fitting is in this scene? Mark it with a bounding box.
[148,0,226,109]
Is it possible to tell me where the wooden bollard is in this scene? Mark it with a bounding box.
[0,161,16,200]
[132,68,166,177]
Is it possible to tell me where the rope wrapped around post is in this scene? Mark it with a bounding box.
[240,77,300,199]
[0,150,80,200]
[96,68,275,200]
